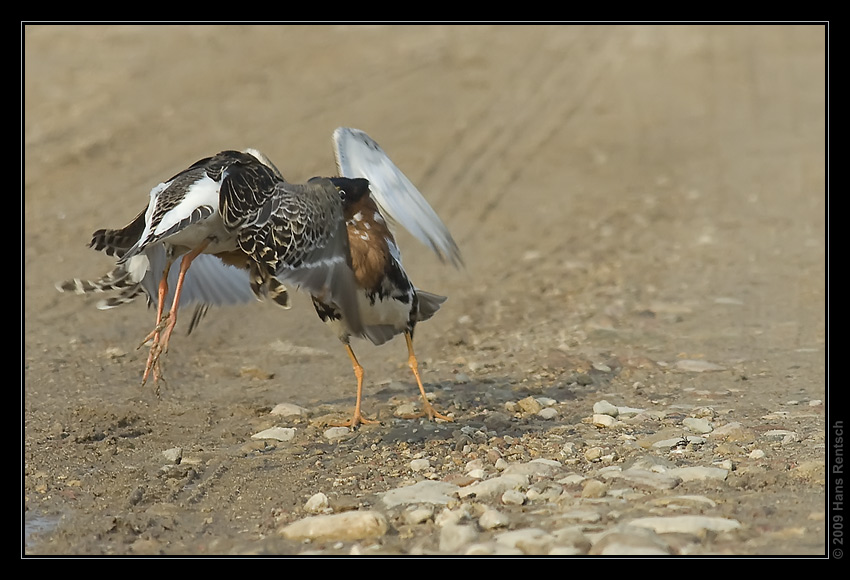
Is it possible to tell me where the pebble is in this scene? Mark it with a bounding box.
[278,511,388,541]
[323,427,351,441]
[394,402,418,417]
[584,446,605,462]
[629,515,742,536]
[304,492,329,514]
[502,458,562,477]
[683,417,713,434]
[517,396,543,414]
[558,473,587,486]
[666,466,728,482]
[479,508,510,530]
[501,489,526,505]
[537,407,559,420]
[162,447,182,464]
[251,427,296,442]
[764,429,799,443]
[436,505,465,525]
[457,474,528,500]
[380,480,459,507]
[270,403,309,417]
[593,400,620,417]
[581,479,608,498]
[590,525,672,555]
[495,528,555,555]
[557,508,602,523]
[602,468,681,490]
[592,414,617,427]
[674,359,726,372]
[440,523,479,552]
[409,458,431,472]
[402,506,434,525]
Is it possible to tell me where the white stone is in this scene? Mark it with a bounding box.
[458,474,528,499]
[323,426,351,441]
[394,402,417,417]
[666,466,728,482]
[439,523,479,552]
[501,489,526,505]
[402,506,434,525]
[602,468,681,490]
[502,460,561,478]
[629,515,742,535]
[538,407,559,419]
[479,508,510,530]
[251,427,296,442]
[409,458,431,472]
[593,400,620,417]
[558,473,587,486]
[304,492,329,513]
[162,447,182,464]
[683,417,713,434]
[380,480,459,507]
[278,511,388,541]
[465,459,485,472]
[592,414,617,427]
[494,528,555,555]
[270,403,308,417]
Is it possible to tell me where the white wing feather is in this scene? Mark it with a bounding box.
[332,127,463,267]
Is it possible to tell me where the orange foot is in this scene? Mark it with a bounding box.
[398,400,453,423]
[138,312,176,394]
[332,410,381,429]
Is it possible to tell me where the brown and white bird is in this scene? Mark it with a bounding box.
[312,128,463,426]
[57,148,291,388]
[59,128,462,427]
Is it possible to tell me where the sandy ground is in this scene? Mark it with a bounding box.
[24,24,826,556]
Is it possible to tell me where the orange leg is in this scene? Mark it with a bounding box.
[140,241,210,388]
[138,258,173,387]
[332,343,380,428]
[404,331,452,422]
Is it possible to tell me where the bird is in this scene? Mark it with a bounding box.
[312,127,463,426]
[58,127,462,427]
[195,129,463,427]
[57,147,293,390]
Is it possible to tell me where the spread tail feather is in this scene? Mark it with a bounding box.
[416,290,447,322]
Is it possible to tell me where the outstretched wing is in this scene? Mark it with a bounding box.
[332,127,463,267]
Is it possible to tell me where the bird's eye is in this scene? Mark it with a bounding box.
[338,189,347,200]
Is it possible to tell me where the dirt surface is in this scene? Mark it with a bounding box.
[24,24,827,556]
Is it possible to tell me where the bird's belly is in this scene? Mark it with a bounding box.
[358,291,410,330]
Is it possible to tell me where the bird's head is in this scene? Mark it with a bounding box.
[328,177,371,208]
